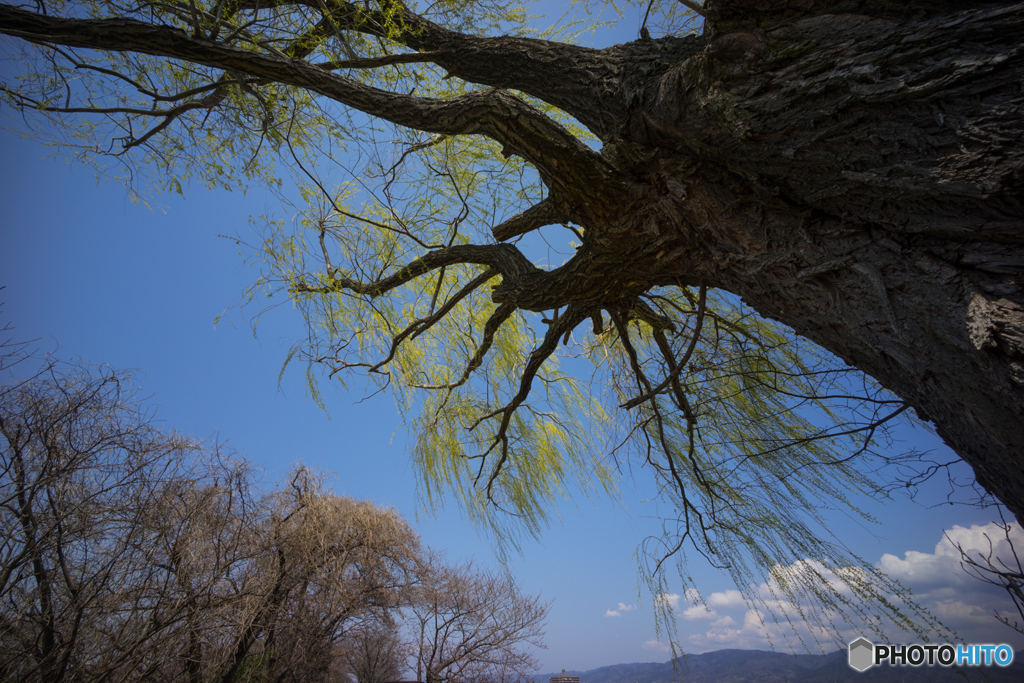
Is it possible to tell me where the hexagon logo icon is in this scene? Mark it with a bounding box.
[848,637,874,672]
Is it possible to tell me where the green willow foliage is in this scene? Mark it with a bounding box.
[1,0,950,651]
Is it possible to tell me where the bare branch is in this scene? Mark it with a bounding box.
[951,514,1024,635]
[409,558,548,683]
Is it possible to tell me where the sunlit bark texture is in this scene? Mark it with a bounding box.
[0,0,1021,621]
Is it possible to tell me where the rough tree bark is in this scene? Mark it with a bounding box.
[1,0,1021,519]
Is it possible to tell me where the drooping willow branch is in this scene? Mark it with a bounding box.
[411,302,516,390]
[470,304,595,498]
[621,285,707,409]
[608,306,724,566]
[367,268,501,375]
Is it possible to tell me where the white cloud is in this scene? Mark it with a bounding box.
[681,604,718,621]
[672,523,1024,654]
[879,523,1024,589]
[605,601,637,617]
[874,522,1024,639]
[675,588,744,621]
[654,593,681,611]
[642,640,672,652]
[876,549,958,586]
[707,589,746,609]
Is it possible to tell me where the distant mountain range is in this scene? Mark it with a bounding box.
[538,647,1024,683]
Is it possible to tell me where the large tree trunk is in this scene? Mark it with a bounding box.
[608,2,1024,518]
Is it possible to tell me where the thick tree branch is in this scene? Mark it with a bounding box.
[677,0,706,17]
[230,0,660,139]
[292,244,539,298]
[490,197,567,242]
[314,51,445,71]
[703,0,926,32]
[0,5,621,203]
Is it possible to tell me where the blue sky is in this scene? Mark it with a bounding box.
[1,1,1023,674]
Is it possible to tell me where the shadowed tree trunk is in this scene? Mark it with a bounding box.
[0,0,1021,518]
[622,1,1024,520]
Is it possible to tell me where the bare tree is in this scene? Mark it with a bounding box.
[211,472,423,683]
[0,353,428,683]
[409,558,547,683]
[0,355,255,683]
[138,462,266,683]
[342,623,407,683]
